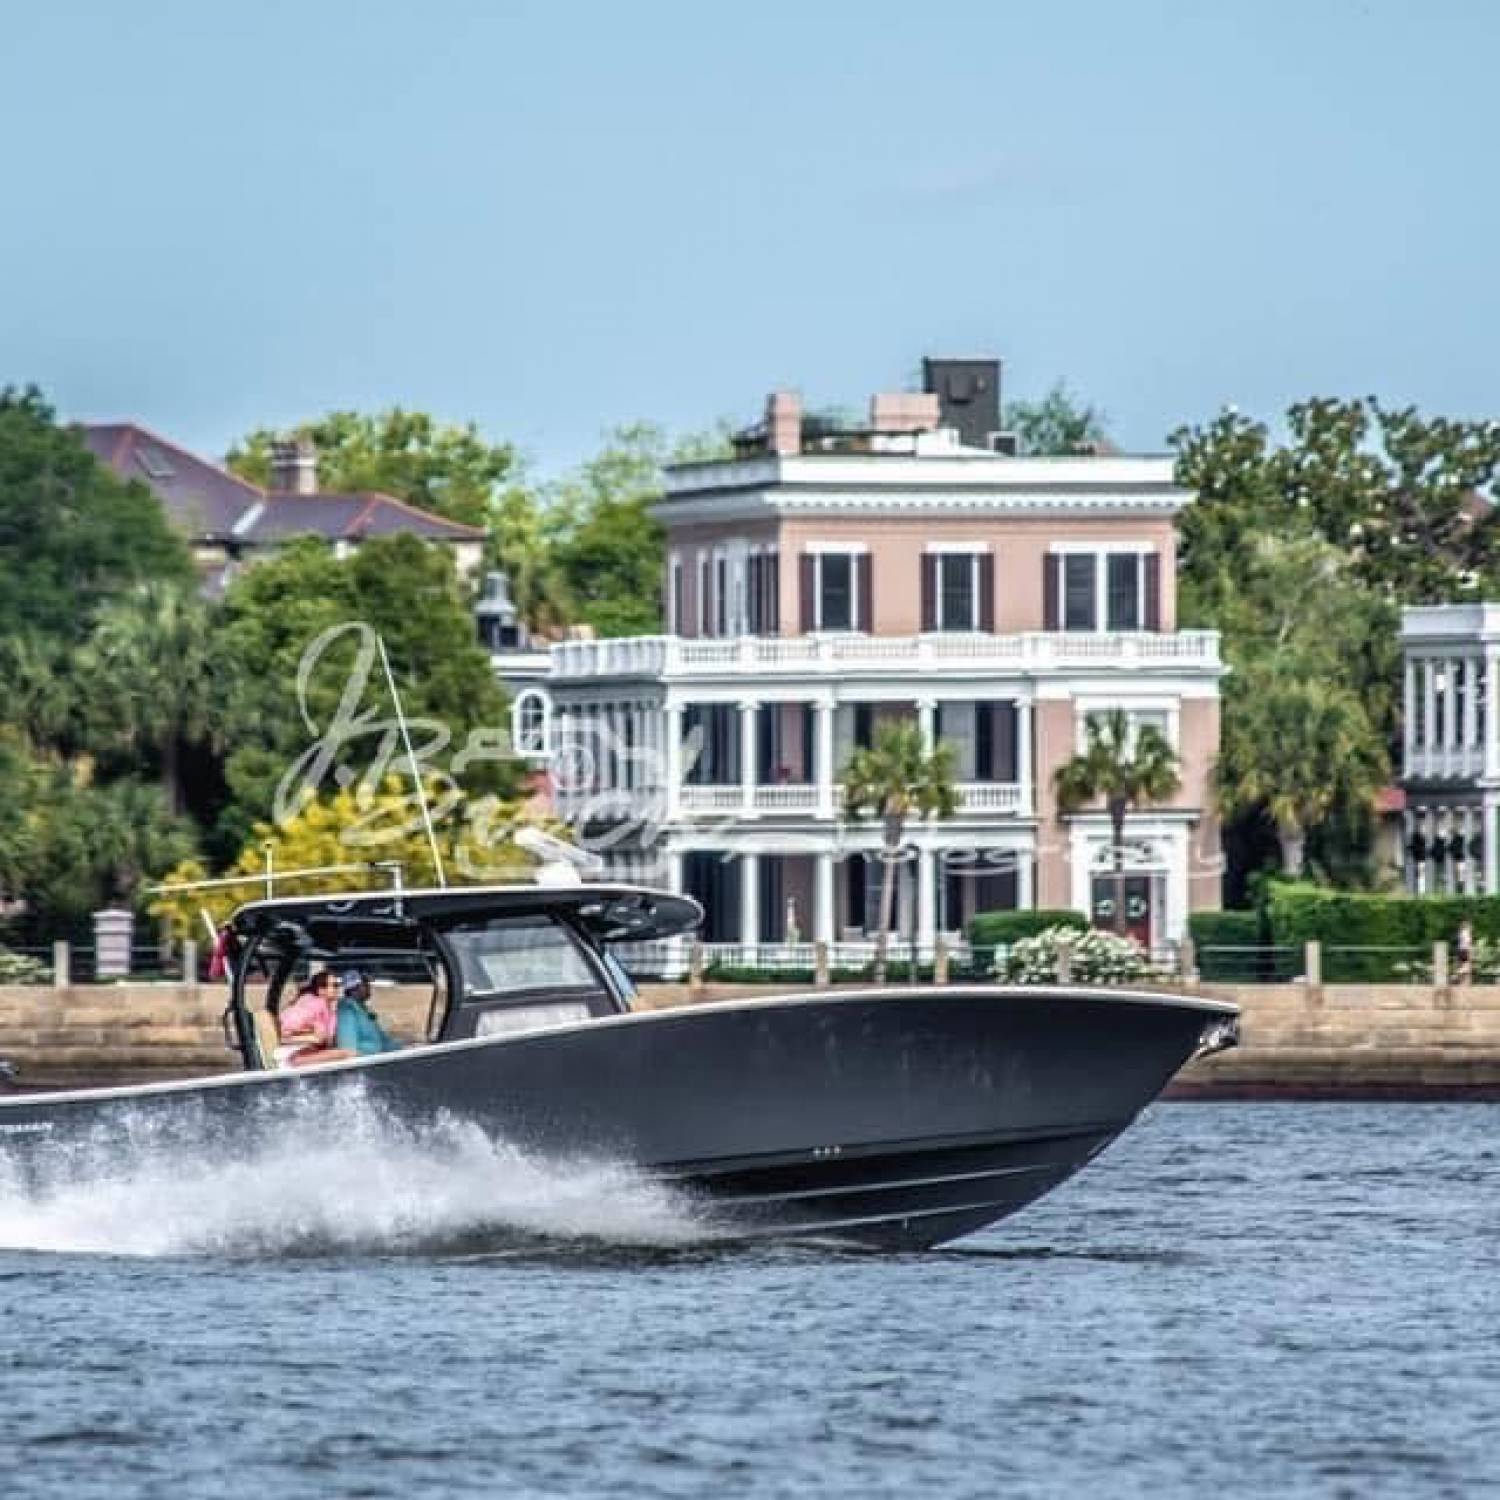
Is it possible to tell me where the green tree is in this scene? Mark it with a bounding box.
[546,422,733,638]
[0,387,192,644]
[210,536,516,848]
[1006,383,1109,456]
[1217,671,1387,877]
[1054,710,1181,938]
[0,634,78,755]
[79,582,221,815]
[841,721,959,979]
[489,485,573,635]
[547,422,671,637]
[4,762,196,931]
[228,408,524,528]
[1173,398,1500,605]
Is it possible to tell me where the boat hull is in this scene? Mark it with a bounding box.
[0,986,1235,1250]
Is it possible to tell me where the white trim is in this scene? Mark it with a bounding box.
[803,540,871,555]
[1048,541,1158,555]
[923,540,991,554]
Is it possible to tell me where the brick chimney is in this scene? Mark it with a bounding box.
[766,391,803,456]
[269,436,318,495]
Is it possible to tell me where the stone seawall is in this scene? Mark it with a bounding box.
[3,979,1499,1094]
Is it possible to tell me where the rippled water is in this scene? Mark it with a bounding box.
[2,1102,1495,1498]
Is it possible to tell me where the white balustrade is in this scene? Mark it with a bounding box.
[548,630,1222,680]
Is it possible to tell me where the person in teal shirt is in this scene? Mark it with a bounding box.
[335,970,402,1055]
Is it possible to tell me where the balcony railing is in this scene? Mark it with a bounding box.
[676,781,1023,817]
[550,630,1222,680]
[1405,746,1488,781]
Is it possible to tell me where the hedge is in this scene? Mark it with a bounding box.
[1265,884,1500,982]
[969,909,1089,948]
[1188,910,1265,981]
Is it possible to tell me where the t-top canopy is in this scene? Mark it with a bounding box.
[228,882,703,947]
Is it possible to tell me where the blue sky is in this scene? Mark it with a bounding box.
[2,0,1495,478]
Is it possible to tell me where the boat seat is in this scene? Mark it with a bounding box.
[250,1009,282,1071]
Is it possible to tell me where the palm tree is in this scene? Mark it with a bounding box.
[80,582,221,815]
[0,634,75,754]
[1054,709,1181,937]
[1216,669,1387,876]
[841,720,959,981]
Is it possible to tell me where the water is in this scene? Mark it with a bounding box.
[1,1102,1495,1499]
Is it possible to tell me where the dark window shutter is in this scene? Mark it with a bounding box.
[746,555,761,634]
[1144,553,1161,632]
[1043,554,1060,631]
[769,552,781,632]
[978,553,995,632]
[857,553,874,632]
[921,554,937,632]
[994,701,1018,782]
[799,554,816,633]
[975,701,994,780]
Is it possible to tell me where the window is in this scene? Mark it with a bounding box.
[820,554,854,630]
[511,689,551,757]
[1107,554,1141,631]
[819,552,855,631]
[939,553,977,631]
[748,549,781,635]
[714,554,729,636]
[670,556,684,633]
[1050,547,1157,632]
[1081,706,1176,753]
[1064,555,1096,630]
[446,917,598,998]
[698,554,710,636]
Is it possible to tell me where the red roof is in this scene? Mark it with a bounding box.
[79,422,485,546]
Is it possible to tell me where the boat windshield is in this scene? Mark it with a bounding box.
[444,915,599,999]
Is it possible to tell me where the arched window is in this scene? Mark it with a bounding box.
[511,689,552,758]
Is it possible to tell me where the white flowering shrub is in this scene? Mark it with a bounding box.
[993,924,1162,985]
[0,946,50,984]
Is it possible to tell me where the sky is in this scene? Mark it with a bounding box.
[2,0,1496,480]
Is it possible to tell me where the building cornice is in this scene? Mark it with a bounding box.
[655,452,1189,524]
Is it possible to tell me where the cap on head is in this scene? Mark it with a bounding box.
[341,969,364,994]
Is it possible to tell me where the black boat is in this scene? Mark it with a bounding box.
[0,877,1237,1250]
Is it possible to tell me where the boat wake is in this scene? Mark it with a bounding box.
[0,1089,708,1259]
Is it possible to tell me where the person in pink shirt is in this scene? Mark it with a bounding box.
[275,970,355,1068]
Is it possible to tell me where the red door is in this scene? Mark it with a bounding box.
[1091,874,1153,950]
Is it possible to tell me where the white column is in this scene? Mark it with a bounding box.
[815,850,835,943]
[1487,795,1500,896]
[739,700,759,813]
[917,698,936,752]
[1402,658,1416,776]
[1463,659,1479,765]
[1017,700,1035,815]
[815,699,836,819]
[663,702,684,821]
[1016,844,1035,910]
[1445,659,1460,772]
[1167,828,1190,946]
[740,851,760,947]
[1486,651,1500,778]
[916,847,936,951]
[1423,661,1436,776]
[1462,807,1476,893]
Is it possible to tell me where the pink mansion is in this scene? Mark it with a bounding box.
[531,359,1224,954]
